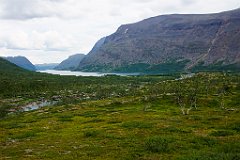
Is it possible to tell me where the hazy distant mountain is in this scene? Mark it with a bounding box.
[35,63,59,71]
[77,9,240,73]
[3,56,36,71]
[55,54,85,70]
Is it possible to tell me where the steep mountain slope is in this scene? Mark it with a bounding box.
[55,54,85,70]
[78,9,240,73]
[0,57,23,71]
[0,57,32,76]
[35,63,59,71]
[3,56,36,71]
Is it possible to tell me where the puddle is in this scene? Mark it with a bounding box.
[21,101,57,111]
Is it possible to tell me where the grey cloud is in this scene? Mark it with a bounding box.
[0,0,64,20]
[181,0,196,5]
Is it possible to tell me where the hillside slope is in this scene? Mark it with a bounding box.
[55,54,85,70]
[3,56,36,71]
[78,9,240,73]
[0,57,29,74]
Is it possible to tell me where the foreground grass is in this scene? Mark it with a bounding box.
[1,95,239,160]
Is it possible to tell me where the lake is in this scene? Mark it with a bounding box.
[38,70,139,77]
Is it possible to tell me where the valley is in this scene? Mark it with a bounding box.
[0,5,240,160]
[0,58,240,159]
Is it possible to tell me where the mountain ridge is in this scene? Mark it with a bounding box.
[77,8,240,73]
[35,63,59,71]
[0,57,31,75]
[3,56,36,71]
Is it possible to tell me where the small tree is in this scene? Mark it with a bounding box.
[205,74,212,96]
[218,73,231,109]
[175,78,199,115]
[187,78,199,115]
[175,81,187,115]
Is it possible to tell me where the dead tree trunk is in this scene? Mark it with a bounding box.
[177,95,186,115]
[175,82,187,115]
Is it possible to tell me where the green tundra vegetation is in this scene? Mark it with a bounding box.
[0,58,240,160]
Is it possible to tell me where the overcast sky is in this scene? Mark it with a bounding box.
[0,0,239,64]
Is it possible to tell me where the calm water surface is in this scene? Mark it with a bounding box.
[38,70,139,76]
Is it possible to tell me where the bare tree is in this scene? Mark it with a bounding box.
[175,81,187,115]
[175,77,199,115]
[218,73,230,109]
[187,79,199,115]
[205,74,212,96]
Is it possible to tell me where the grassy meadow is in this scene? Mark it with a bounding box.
[0,72,240,160]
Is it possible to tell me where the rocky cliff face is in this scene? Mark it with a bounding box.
[3,56,36,71]
[78,9,240,73]
[55,54,85,70]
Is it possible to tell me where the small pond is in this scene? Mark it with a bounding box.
[21,101,57,111]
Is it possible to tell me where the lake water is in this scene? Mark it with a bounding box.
[38,70,139,77]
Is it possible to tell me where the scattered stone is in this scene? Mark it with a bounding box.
[25,149,33,154]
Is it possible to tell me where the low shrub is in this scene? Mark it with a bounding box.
[210,130,235,137]
[83,130,100,138]
[122,121,153,129]
[145,136,171,153]
[58,114,74,122]
[11,131,36,139]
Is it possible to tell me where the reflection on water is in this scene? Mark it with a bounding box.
[38,70,139,77]
[22,101,57,111]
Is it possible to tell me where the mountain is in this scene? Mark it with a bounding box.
[77,9,240,73]
[3,56,36,71]
[0,57,36,78]
[55,54,85,70]
[35,63,59,71]
[90,37,106,52]
[0,57,27,74]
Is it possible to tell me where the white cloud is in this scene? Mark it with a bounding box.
[0,0,239,63]
[0,30,74,51]
[0,0,65,20]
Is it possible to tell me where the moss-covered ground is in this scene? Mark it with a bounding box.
[0,73,240,160]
